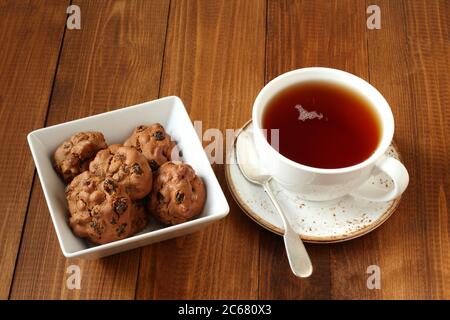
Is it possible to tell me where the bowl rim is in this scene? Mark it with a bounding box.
[27,96,230,258]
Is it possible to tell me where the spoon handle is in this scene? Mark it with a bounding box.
[263,181,313,278]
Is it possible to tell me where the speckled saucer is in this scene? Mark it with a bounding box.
[225,120,402,243]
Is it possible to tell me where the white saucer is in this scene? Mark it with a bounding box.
[225,120,402,243]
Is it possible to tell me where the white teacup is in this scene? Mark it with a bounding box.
[252,67,409,202]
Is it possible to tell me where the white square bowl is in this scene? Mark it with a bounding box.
[27,96,229,259]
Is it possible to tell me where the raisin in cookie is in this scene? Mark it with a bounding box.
[123,123,178,172]
[54,132,107,183]
[148,162,206,225]
[66,171,147,244]
[89,144,152,200]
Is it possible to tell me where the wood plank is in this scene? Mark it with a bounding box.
[367,0,449,299]
[0,0,68,299]
[9,0,170,299]
[262,0,376,299]
[135,0,266,299]
[364,0,427,299]
[402,0,450,298]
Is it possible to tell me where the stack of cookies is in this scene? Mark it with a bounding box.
[53,123,206,245]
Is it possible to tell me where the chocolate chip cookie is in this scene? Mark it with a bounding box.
[89,144,152,200]
[148,162,206,225]
[123,123,178,172]
[54,132,107,183]
[66,171,147,244]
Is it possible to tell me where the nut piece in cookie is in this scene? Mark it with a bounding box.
[66,171,147,245]
[148,162,206,225]
[89,144,152,200]
[54,132,107,183]
[123,123,178,172]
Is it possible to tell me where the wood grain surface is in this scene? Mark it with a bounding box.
[1,0,448,300]
[135,0,265,299]
[0,0,69,299]
[9,0,170,299]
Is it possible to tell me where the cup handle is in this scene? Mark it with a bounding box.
[350,156,409,202]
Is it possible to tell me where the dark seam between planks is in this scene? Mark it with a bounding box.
[257,0,269,300]
[156,0,172,99]
[7,0,72,300]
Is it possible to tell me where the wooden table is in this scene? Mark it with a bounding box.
[1,0,448,300]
